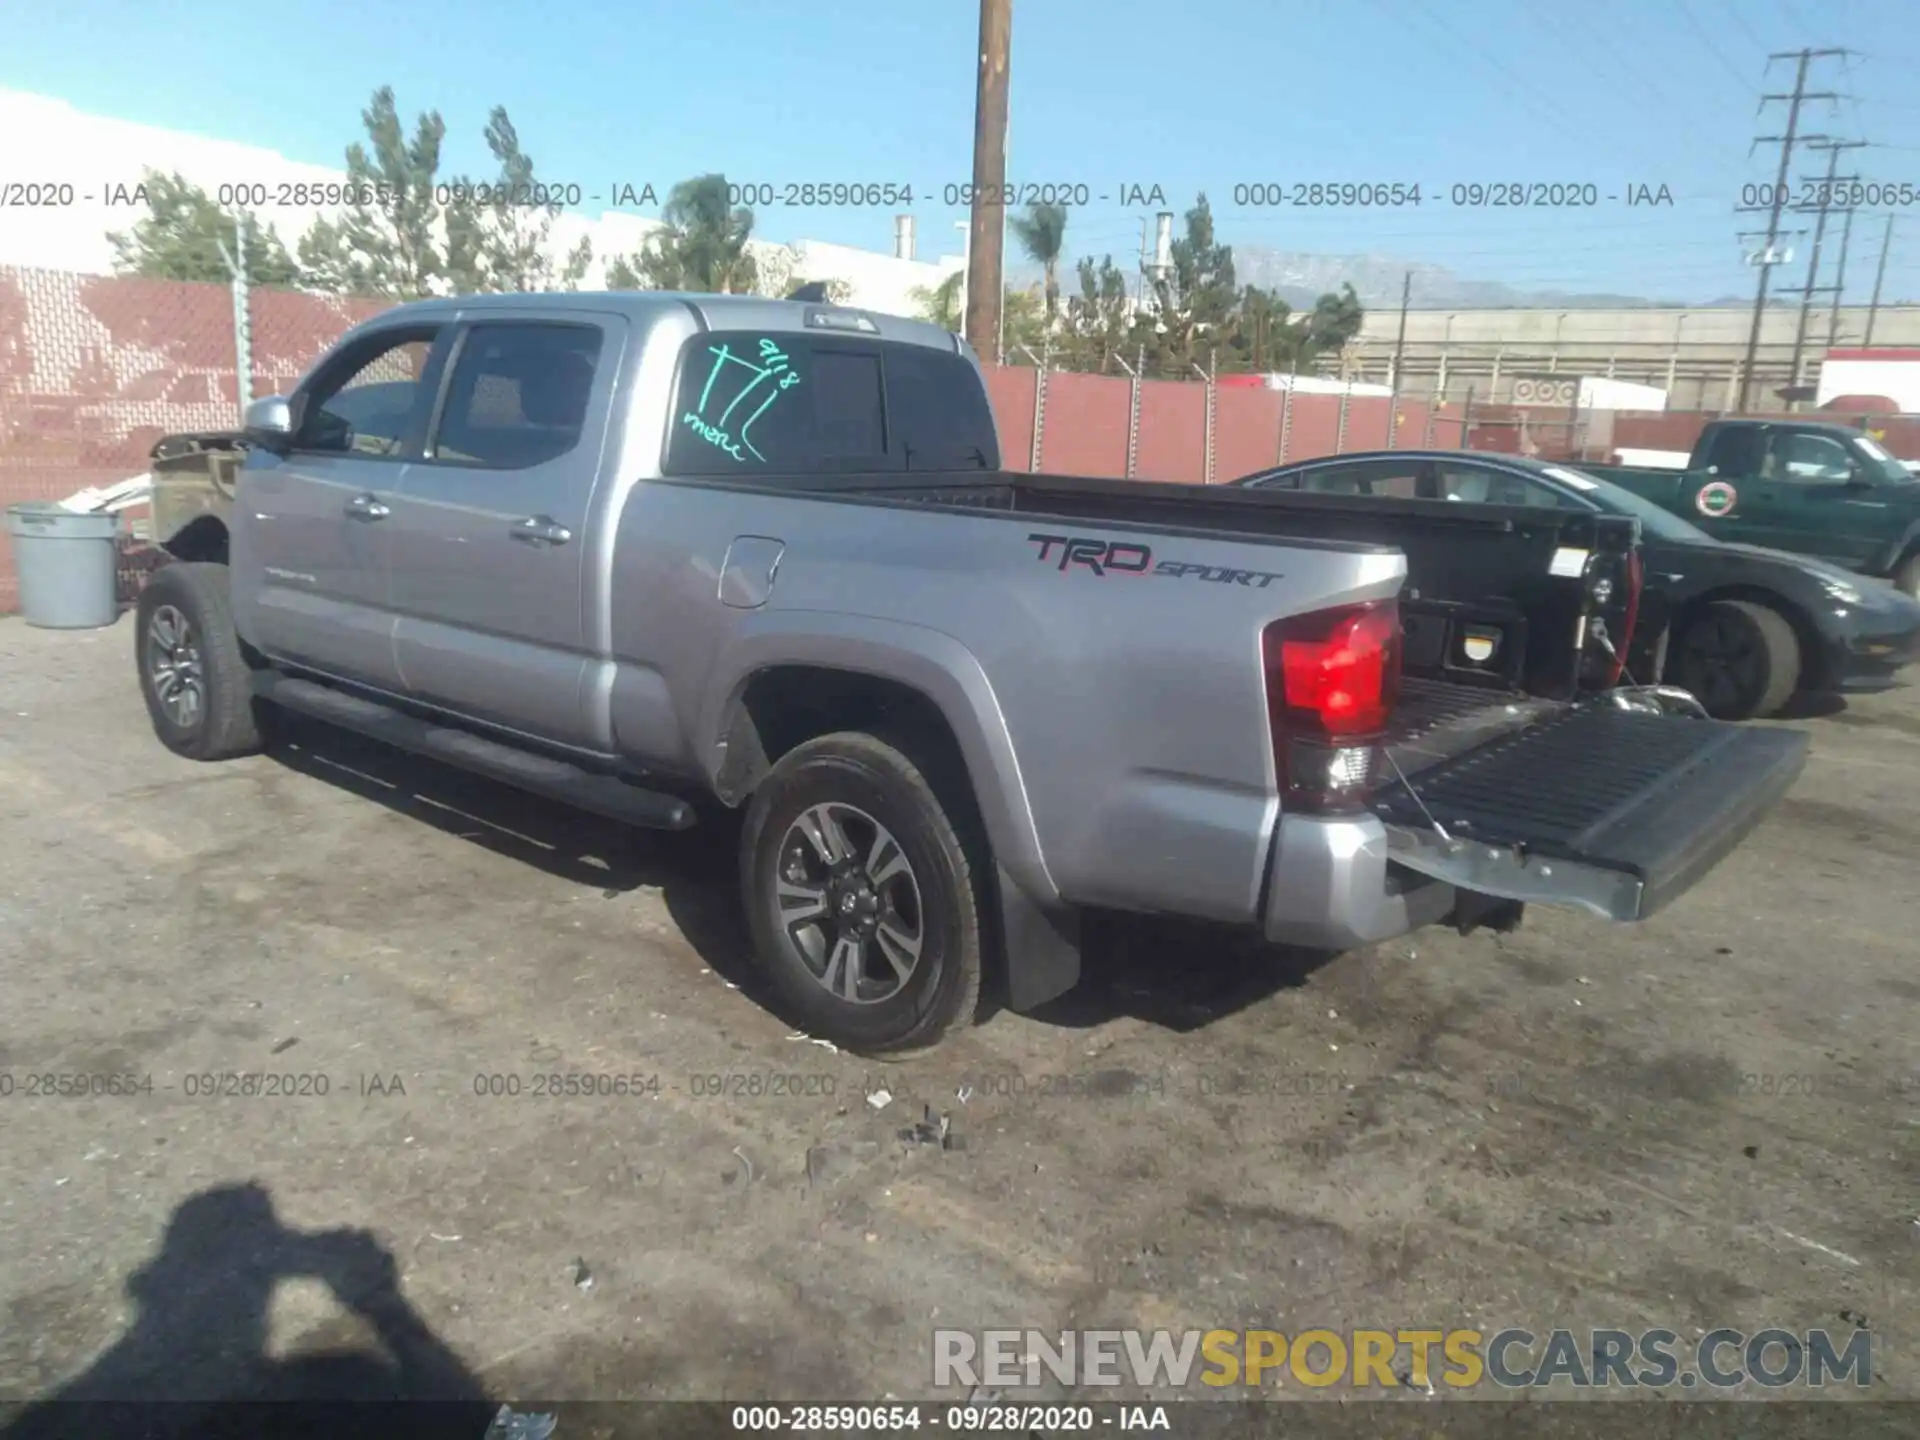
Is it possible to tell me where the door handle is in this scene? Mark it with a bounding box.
[344,493,390,522]
[511,515,573,546]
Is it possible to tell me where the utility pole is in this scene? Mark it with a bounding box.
[1137,216,1148,317]
[1864,213,1895,346]
[1736,48,1846,412]
[1787,140,1865,408]
[1825,200,1857,352]
[965,0,1012,361]
[215,210,254,419]
[1389,270,1412,390]
[1386,271,1412,448]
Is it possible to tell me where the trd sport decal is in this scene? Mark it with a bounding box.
[1027,533,1285,588]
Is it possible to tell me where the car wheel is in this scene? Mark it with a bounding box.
[741,731,985,1056]
[1670,599,1801,721]
[135,562,264,761]
[1893,551,1919,599]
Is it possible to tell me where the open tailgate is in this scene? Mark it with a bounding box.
[1373,707,1808,921]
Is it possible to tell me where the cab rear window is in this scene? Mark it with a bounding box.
[663,331,998,476]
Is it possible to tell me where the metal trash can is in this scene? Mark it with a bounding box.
[6,502,123,629]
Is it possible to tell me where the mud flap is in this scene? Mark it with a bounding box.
[1373,707,1809,922]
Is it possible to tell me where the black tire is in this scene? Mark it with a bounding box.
[135,562,264,761]
[1670,598,1801,721]
[740,731,984,1056]
[1893,551,1920,600]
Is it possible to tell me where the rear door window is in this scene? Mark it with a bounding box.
[1702,425,1764,475]
[428,322,604,470]
[1437,462,1583,508]
[1291,459,1427,497]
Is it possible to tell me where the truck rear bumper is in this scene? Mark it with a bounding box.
[1261,813,1458,950]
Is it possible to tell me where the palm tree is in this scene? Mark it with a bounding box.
[639,173,757,293]
[909,270,964,331]
[1008,201,1069,325]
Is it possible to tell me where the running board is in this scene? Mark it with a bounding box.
[253,673,697,832]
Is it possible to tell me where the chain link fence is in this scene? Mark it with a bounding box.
[7,262,1920,611]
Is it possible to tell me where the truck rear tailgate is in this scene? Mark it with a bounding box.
[1372,708,1809,921]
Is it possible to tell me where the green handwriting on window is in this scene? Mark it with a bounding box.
[684,338,803,463]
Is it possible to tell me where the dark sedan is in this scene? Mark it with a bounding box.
[1235,450,1920,720]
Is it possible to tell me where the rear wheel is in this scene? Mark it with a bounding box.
[135,563,263,760]
[740,731,984,1056]
[1670,599,1801,721]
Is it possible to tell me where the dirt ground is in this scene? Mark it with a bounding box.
[0,613,1915,1422]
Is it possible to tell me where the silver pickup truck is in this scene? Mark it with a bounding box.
[132,291,1808,1054]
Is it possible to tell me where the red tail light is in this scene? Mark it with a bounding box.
[1263,601,1402,811]
[1266,601,1402,737]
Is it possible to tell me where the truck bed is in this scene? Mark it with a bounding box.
[674,468,1640,701]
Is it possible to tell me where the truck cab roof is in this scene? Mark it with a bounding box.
[361,291,969,355]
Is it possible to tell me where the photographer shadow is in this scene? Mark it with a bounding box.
[2,1182,498,1440]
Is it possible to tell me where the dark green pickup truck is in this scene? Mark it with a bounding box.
[1582,419,1920,597]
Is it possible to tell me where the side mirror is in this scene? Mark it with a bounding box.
[243,395,294,452]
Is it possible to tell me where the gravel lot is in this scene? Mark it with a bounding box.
[0,613,1915,1425]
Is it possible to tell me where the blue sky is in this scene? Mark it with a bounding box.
[7,0,1920,303]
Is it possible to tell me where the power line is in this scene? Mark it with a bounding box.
[1776,0,1821,40]
[1865,214,1898,344]
[1713,0,1770,54]
[1677,0,1763,91]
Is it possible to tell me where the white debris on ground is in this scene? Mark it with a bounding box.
[58,474,151,515]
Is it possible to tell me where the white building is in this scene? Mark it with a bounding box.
[0,88,964,318]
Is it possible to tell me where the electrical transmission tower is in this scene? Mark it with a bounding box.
[1735,48,1850,412]
[1786,139,1867,408]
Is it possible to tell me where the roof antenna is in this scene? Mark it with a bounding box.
[787,281,832,303]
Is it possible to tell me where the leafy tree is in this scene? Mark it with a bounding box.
[999,285,1051,360]
[1063,255,1132,373]
[1008,201,1069,325]
[1139,193,1238,376]
[605,174,757,293]
[298,88,447,298]
[106,171,301,286]
[447,108,591,292]
[1223,285,1292,374]
[909,271,964,331]
[604,253,647,290]
[301,88,586,298]
[1305,281,1365,354]
[750,244,802,299]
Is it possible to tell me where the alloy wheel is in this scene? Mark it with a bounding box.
[771,802,925,1004]
[146,604,205,730]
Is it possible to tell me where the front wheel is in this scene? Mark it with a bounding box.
[740,732,985,1056]
[1669,599,1801,721]
[135,562,264,760]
